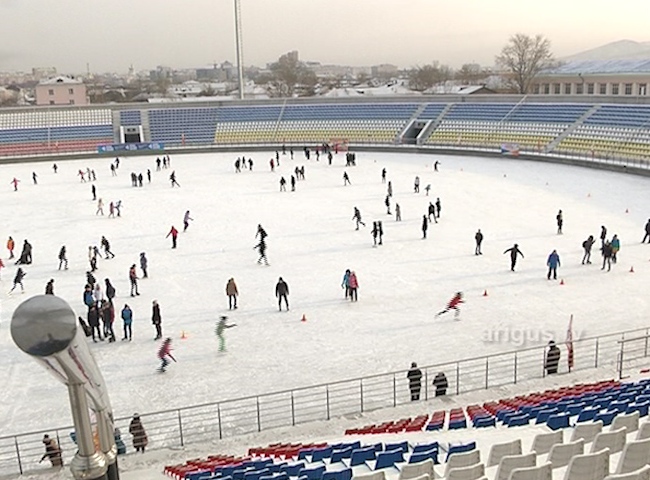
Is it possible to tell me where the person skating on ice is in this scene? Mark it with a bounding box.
[503,243,524,271]
[166,226,179,249]
[58,245,68,270]
[216,316,237,352]
[169,171,180,187]
[91,184,96,201]
[291,175,296,192]
[88,303,102,342]
[101,236,115,259]
[341,269,351,299]
[279,176,287,192]
[556,210,563,234]
[435,198,441,218]
[45,279,54,295]
[275,277,289,311]
[381,168,387,183]
[436,292,464,320]
[256,224,268,242]
[10,177,19,191]
[378,221,384,245]
[475,229,483,255]
[7,236,14,259]
[428,202,436,223]
[226,277,239,310]
[52,163,58,174]
[96,198,104,216]
[9,268,26,294]
[387,181,393,197]
[425,184,431,196]
[546,249,561,280]
[600,225,607,248]
[255,239,269,265]
[183,210,193,232]
[582,235,595,264]
[348,271,359,301]
[421,215,428,239]
[140,252,148,278]
[343,171,351,186]
[352,207,366,230]
[129,264,140,296]
[157,338,176,372]
[32,172,38,185]
[413,176,420,193]
[395,203,401,221]
[385,195,391,215]
[152,300,162,340]
[371,222,379,246]
[120,304,133,341]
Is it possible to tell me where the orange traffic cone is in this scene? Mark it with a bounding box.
[560,279,565,285]
[483,290,488,297]
[301,314,307,323]
[180,330,187,339]
[630,266,635,273]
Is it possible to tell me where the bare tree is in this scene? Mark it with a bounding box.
[496,33,556,94]
[408,64,452,92]
[455,63,487,84]
[263,52,317,97]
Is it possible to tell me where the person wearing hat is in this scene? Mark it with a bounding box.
[407,362,422,401]
[128,414,148,453]
[40,434,63,467]
[45,279,54,295]
[545,340,561,375]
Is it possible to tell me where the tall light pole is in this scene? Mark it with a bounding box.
[234,0,244,100]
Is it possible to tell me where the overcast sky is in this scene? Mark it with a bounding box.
[0,0,648,74]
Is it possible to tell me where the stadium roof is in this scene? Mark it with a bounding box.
[545,59,650,75]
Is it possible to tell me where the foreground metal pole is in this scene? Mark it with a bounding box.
[11,295,117,480]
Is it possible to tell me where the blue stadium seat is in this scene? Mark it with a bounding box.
[322,469,352,480]
[547,413,571,430]
[627,401,650,417]
[312,447,333,462]
[508,414,530,427]
[384,442,408,453]
[297,466,325,480]
[412,443,439,454]
[445,442,476,462]
[474,416,496,428]
[408,448,438,465]
[536,408,559,424]
[576,407,600,423]
[350,447,376,466]
[330,448,353,463]
[594,410,618,426]
[279,463,305,477]
[373,450,404,470]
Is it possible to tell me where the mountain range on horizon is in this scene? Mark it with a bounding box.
[563,39,650,62]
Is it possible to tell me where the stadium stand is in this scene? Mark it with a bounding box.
[0,108,113,156]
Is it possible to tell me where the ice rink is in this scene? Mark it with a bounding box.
[1,149,649,436]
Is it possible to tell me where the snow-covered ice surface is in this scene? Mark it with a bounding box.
[0,150,649,477]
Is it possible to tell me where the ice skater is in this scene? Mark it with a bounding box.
[421,215,428,239]
[166,226,179,249]
[152,300,162,340]
[7,236,14,259]
[341,269,351,298]
[215,316,237,352]
[381,168,387,183]
[582,235,595,264]
[546,249,561,280]
[129,264,140,296]
[556,210,563,234]
[32,172,38,185]
[395,203,401,221]
[157,338,176,373]
[348,271,359,301]
[96,198,104,216]
[643,219,650,243]
[183,210,193,232]
[275,277,290,311]
[475,229,483,255]
[371,222,379,246]
[352,207,366,230]
[45,279,54,295]
[226,277,238,310]
[343,171,351,186]
[58,245,68,270]
[255,239,269,265]
[280,177,287,192]
[436,292,464,320]
[414,176,420,193]
[169,171,180,187]
[503,243,524,271]
[435,198,441,218]
[101,236,115,259]
[10,177,19,191]
[385,195,391,215]
[9,267,26,294]
[140,252,148,278]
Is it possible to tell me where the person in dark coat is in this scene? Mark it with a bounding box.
[643,219,650,244]
[255,240,269,265]
[275,277,289,311]
[428,202,436,222]
[152,300,162,340]
[600,225,607,248]
[556,210,563,234]
[16,240,32,265]
[45,279,54,295]
[435,198,441,218]
[421,215,428,239]
[105,278,116,304]
[58,246,68,270]
[546,249,561,280]
[128,415,148,453]
[343,171,351,186]
[88,303,102,342]
[545,341,561,375]
[121,304,133,341]
[129,265,139,296]
[385,195,391,215]
[140,252,148,278]
[503,244,524,271]
[9,268,26,294]
[39,435,63,467]
[407,362,422,401]
[582,235,595,264]
[86,271,96,289]
[279,177,287,192]
[433,372,448,396]
[371,222,379,246]
[101,236,115,259]
[601,241,613,272]
[475,229,483,255]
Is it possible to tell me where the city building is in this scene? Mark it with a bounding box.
[34,76,88,106]
[531,59,650,96]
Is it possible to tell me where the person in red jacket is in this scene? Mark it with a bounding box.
[157,338,176,373]
[348,271,359,302]
[166,226,179,249]
[435,292,464,320]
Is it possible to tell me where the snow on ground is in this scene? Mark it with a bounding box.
[0,149,649,466]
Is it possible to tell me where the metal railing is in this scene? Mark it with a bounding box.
[1,326,648,476]
[617,333,650,379]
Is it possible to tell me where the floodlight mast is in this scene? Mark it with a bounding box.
[234,0,244,100]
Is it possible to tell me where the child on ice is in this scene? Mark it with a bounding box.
[215,316,237,352]
[157,338,176,372]
[436,292,464,320]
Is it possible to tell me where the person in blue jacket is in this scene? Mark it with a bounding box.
[341,269,351,299]
[547,249,561,280]
[83,285,94,310]
[121,304,133,341]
